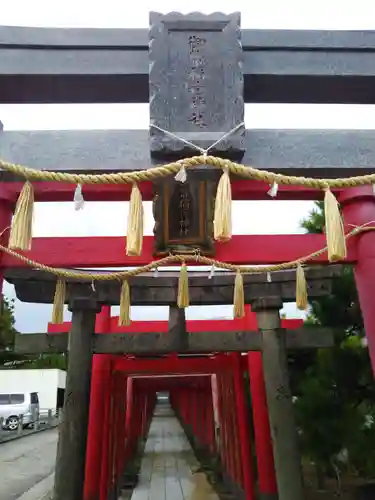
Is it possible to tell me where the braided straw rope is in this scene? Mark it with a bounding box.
[1,155,375,189]
[0,225,373,281]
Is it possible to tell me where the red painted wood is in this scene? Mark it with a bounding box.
[231,353,256,500]
[243,305,278,495]
[116,374,128,477]
[230,180,341,201]
[194,391,200,444]
[0,199,13,297]
[340,186,375,376]
[0,180,337,203]
[125,378,134,457]
[206,384,216,455]
[99,361,114,500]
[248,351,278,496]
[0,181,154,203]
[2,233,357,269]
[84,306,111,500]
[227,369,242,486]
[111,374,121,489]
[114,356,225,374]
[215,375,226,471]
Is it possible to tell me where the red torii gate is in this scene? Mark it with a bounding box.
[48,304,303,500]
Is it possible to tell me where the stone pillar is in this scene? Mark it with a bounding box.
[252,297,304,500]
[54,297,100,500]
[339,186,375,375]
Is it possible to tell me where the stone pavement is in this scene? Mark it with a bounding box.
[130,404,219,500]
[0,428,57,500]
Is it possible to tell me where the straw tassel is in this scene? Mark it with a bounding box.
[126,183,144,256]
[233,270,245,318]
[296,264,308,311]
[9,181,34,250]
[213,167,232,241]
[119,281,131,326]
[177,263,189,308]
[324,188,347,262]
[52,280,66,324]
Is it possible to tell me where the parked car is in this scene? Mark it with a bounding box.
[0,392,40,430]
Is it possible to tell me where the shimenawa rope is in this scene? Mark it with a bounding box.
[1,153,375,189]
[1,224,373,324]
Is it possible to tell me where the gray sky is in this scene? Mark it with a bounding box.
[1,0,375,331]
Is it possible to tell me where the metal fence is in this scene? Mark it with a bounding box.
[0,408,62,443]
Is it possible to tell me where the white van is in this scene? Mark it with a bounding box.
[0,392,40,430]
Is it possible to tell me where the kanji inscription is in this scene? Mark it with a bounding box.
[149,12,244,159]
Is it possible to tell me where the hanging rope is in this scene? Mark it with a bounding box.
[0,223,372,282]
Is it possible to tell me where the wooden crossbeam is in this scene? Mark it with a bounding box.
[1,26,375,104]
[5,266,341,305]
[1,129,375,177]
[14,327,333,355]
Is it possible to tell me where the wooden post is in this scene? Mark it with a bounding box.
[252,297,304,500]
[53,297,100,500]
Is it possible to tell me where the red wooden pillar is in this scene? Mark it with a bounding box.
[99,361,115,500]
[187,389,192,426]
[142,392,148,437]
[228,375,238,484]
[218,371,233,480]
[216,373,228,474]
[227,369,242,488]
[202,383,212,451]
[211,374,220,455]
[0,196,13,297]
[187,388,193,432]
[206,381,216,455]
[197,388,205,447]
[192,389,199,442]
[84,306,112,500]
[182,389,188,425]
[231,353,256,500]
[117,374,128,477]
[241,304,278,498]
[340,186,375,375]
[125,378,134,458]
[248,352,278,498]
[110,374,122,491]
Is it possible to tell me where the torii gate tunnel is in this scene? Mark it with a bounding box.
[1,10,375,500]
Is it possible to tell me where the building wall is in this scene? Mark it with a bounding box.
[57,370,66,389]
[0,369,66,411]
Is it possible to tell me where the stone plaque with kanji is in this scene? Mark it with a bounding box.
[149,12,244,159]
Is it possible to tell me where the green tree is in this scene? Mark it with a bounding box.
[0,295,27,367]
[293,202,375,485]
[0,295,17,349]
[0,295,67,370]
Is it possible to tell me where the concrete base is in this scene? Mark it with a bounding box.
[16,472,54,500]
